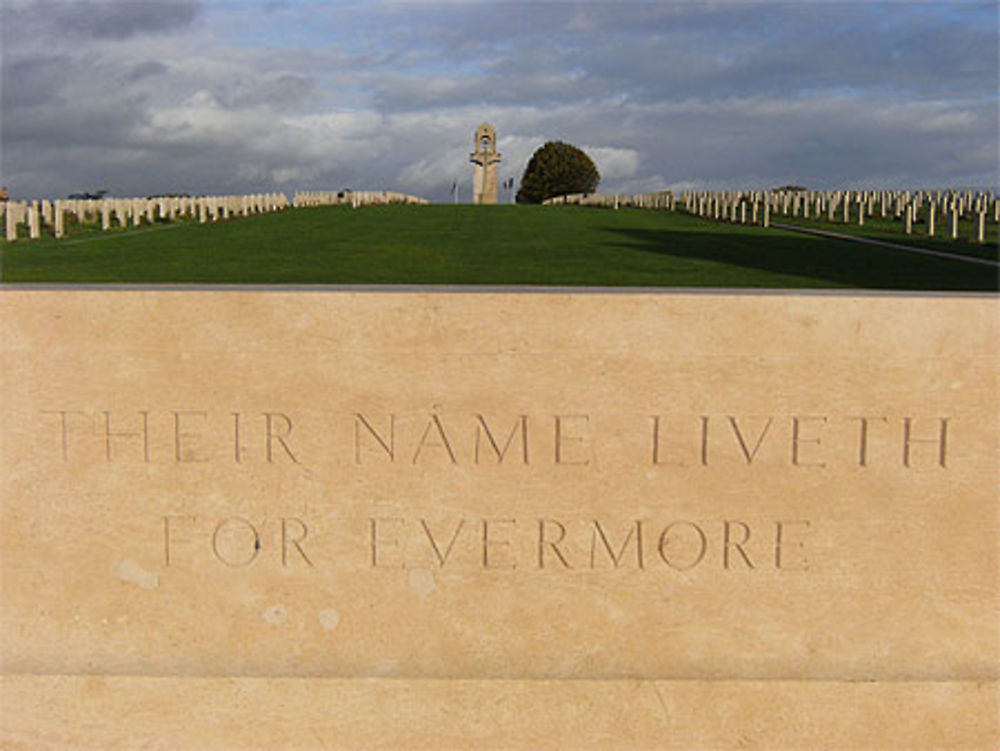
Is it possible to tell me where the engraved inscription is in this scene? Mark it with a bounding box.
[163,515,313,568]
[43,410,301,464]
[653,414,953,468]
[157,514,812,574]
[41,409,955,469]
[354,412,575,465]
[367,516,811,572]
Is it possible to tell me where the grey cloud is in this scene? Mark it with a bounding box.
[48,0,201,39]
[3,92,151,149]
[127,61,170,82]
[1,54,74,108]
[366,2,997,113]
[210,75,318,111]
[0,1,995,202]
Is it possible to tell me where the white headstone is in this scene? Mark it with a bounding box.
[54,201,65,238]
[5,202,19,241]
[28,205,40,239]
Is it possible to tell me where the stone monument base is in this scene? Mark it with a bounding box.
[2,288,996,748]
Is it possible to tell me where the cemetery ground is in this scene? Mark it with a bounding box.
[1,204,996,290]
[773,214,999,262]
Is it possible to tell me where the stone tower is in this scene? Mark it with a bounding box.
[470,123,501,204]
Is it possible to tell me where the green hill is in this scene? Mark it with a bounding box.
[1,204,995,290]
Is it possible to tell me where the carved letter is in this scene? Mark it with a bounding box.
[475,414,529,464]
[482,519,517,569]
[554,414,591,465]
[849,416,888,467]
[651,416,662,464]
[355,413,395,463]
[590,520,644,569]
[649,416,686,466]
[420,518,465,567]
[723,520,754,569]
[727,417,773,464]
[791,416,826,467]
[42,410,86,461]
[173,410,208,463]
[903,417,949,468]
[657,521,707,571]
[162,515,195,566]
[775,520,810,570]
[211,517,260,567]
[264,412,298,463]
[103,410,150,462]
[412,413,457,464]
[369,517,404,568]
[538,519,572,569]
[232,412,244,463]
[281,517,313,567]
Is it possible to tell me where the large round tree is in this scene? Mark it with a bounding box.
[516,141,600,204]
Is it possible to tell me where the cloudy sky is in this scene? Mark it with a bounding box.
[1,0,997,202]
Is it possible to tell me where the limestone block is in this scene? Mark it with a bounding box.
[0,290,996,748]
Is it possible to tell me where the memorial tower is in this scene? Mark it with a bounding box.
[470,123,501,204]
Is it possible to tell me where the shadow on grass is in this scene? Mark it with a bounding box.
[600,225,999,291]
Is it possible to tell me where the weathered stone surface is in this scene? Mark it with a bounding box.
[1,289,996,748]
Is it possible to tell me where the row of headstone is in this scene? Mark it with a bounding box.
[2,193,290,242]
[292,190,429,208]
[542,192,676,210]
[678,189,997,244]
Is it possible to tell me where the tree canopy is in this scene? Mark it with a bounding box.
[516,141,600,204]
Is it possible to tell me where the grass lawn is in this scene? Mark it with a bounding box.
[1,204,996,290]
[769,213,999,262]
